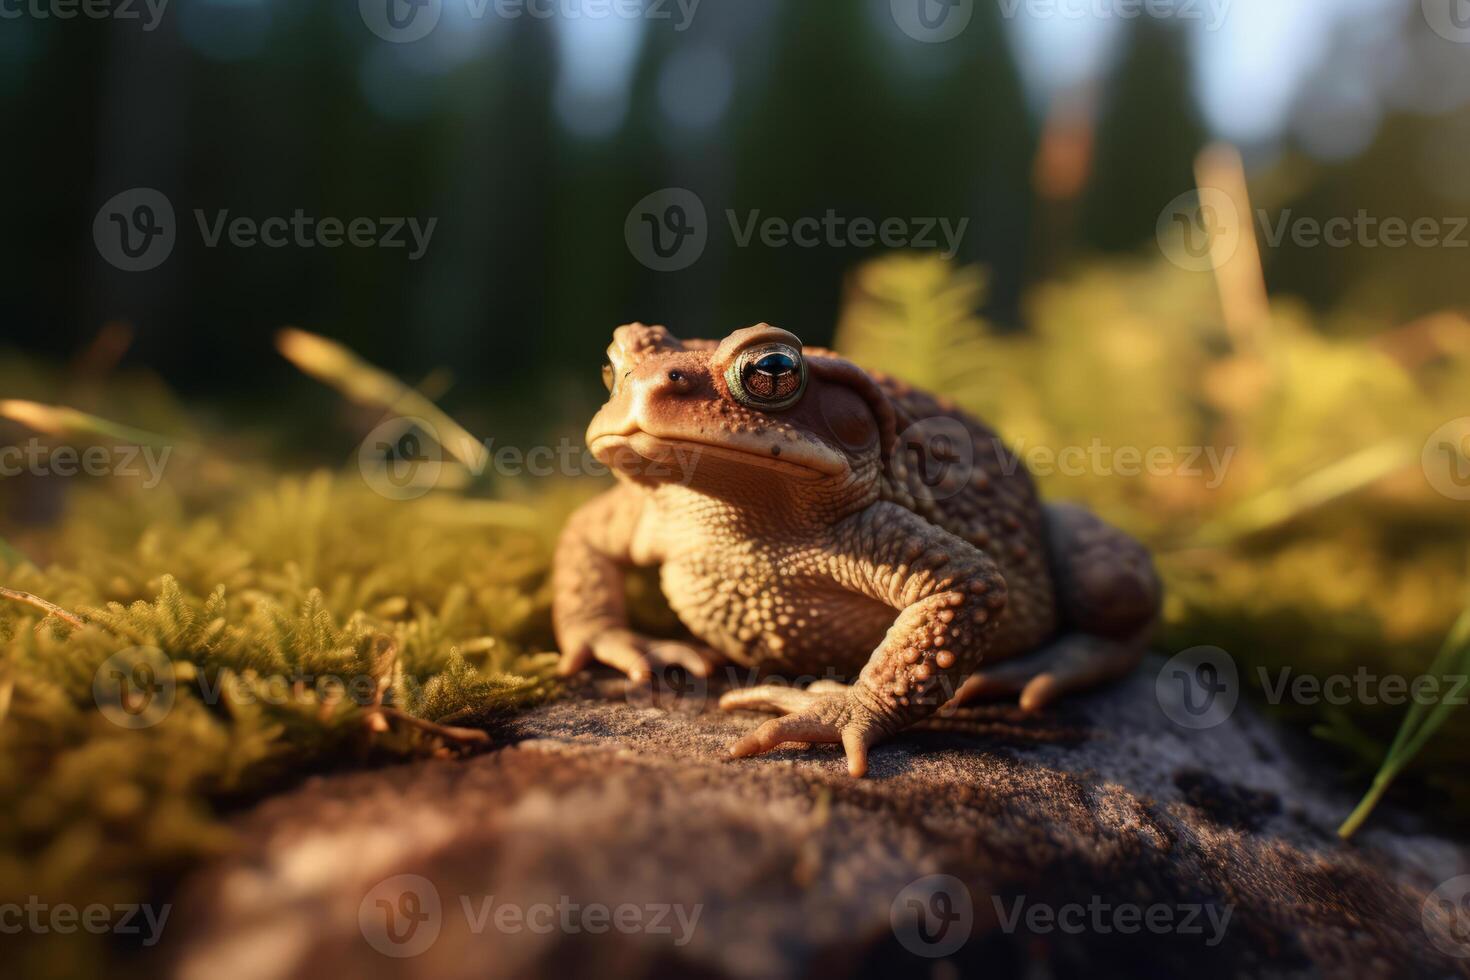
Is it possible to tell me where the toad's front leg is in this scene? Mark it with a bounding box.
[554,485,724,682]
[725,503,1008,776]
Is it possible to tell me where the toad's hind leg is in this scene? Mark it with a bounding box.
[948,503,1161,713]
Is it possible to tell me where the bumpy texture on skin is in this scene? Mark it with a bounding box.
[553,322,1161,776]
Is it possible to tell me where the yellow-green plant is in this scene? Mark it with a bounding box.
[1339,607,1470,837]
[0,472,563,976]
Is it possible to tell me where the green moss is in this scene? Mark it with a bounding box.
[0,473,563,975]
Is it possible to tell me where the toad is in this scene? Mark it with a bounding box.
[553,323,1160,776]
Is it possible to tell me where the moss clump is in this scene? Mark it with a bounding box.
[0,472,561,976]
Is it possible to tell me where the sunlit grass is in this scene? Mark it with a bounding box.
[1339,607,1470,838]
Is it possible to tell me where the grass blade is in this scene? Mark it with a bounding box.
[0,399,177,449]
[1338,607,1470,839]
[277,328,489,475]
[1186,440,1414,548]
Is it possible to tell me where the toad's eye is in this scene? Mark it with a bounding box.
[601,359,616,393]
[726,343,806,411]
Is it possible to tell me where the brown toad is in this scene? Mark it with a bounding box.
[553,322,1160,776]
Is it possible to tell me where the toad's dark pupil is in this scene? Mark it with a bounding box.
[743,351,801,401]
[754,352,795,375]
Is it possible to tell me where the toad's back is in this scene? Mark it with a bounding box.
[872,372,1058,654]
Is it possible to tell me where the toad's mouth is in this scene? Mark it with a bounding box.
[589,431,844,481]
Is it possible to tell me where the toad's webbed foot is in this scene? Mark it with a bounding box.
[558,628,726,684]
[941,631,1146,714]
[720,683,890,777]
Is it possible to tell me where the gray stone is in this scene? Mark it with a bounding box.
[165,658,1470,980]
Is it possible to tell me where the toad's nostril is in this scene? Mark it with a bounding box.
[668,371,683,382]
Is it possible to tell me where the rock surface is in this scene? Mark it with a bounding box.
[164,659,1470,980]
